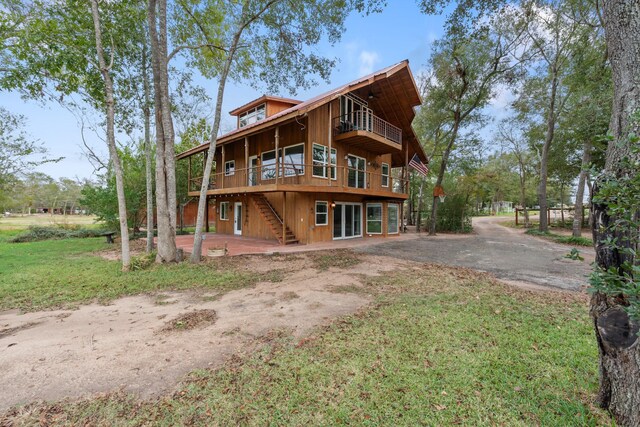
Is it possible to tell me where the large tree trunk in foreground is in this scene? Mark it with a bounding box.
[90,0,130,271]
[572,139,591,237]
[591,2,640,425]
[148,0,177,263]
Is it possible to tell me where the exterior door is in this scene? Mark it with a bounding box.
[332,202,362,240]
[234,202,242,235]
[248,155,258,186]
[347,155,366,189]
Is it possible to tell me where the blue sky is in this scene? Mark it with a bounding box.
[0,2,449,181]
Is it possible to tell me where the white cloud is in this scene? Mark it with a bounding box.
[358,50,380,75]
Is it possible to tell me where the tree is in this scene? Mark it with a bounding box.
[417,13,526,235]
[0,107,61,196]
[515,0,594,232]
[589,2,640,425]
[81,145,149,232]
[497,118,536,226]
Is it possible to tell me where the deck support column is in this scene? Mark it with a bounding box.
[244,137,249,186]
[282,191,287,245]
[205,196,209,233]
[275,126,280,185]
[221,145,225,189]
[328,103,332,187]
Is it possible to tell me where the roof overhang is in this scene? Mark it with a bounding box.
[177,60,427,165]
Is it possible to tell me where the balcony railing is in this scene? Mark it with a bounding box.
[333,111,402,145]
[188,163,408,195]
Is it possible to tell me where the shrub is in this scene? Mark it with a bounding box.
[436,194,472,233]
[9,226,108,243]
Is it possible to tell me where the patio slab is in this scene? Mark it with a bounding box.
[174,232,419,257]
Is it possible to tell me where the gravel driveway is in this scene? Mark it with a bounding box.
[358,216,594,291]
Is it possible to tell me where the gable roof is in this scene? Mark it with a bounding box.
[228,95,302,116]
[177,60,427,164]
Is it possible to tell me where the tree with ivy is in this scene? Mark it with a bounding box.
[588,2,640,425]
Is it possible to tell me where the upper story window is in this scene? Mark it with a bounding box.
[381,163,389,187]
[225,160,235,176]
[239,104,266,128]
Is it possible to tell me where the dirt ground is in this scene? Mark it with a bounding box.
[0,252,408,411]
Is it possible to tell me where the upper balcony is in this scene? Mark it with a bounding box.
[333,110,402,155]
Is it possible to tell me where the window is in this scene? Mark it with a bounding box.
[347,154,366,189]
[283,143,304,177]
[261,150,277,180]
[261,144,305,179]
[238,104,266,128]
[220,201,229,220]
[381,163,389,187]
[315,201,328,225]
[225,160,235,176]
[312,144,337,179]
[366,203,382,234]
[388,204,399,234]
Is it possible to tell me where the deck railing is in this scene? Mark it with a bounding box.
[188,163,408,195]
[333,111,402,145]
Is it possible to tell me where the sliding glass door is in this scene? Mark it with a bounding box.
[333,202,362,240]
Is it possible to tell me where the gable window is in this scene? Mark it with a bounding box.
[315,201,328,226]
[388,203,399,234]
[283,143,304,177]
[381,163,389,187]
[220,201,229,220]
[366,203,382,234]
[225,160,235,176]
[239,104,266,128]
[312,144,337,179]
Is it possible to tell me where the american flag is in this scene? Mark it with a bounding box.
[409,154,429,177]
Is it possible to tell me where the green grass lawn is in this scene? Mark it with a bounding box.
[2,262,610,426]
[0,232,253,312]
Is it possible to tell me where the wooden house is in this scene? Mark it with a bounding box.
[177,60,427,245]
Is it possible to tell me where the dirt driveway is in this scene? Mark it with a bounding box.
[0,253,409,411]
[358,216,594,291]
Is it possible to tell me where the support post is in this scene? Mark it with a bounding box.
[274,127,280,185]
[282,191,287,245]
[205,196,209,233]
[221,145,225,189]
[244,137,249,186]
[188,156,192,192]
[515,208,519,226]
[547,208,551,225]
[328,103,333,187]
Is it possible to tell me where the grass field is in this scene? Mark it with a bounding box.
[0,231,252,312]
[0,214,100,230]
[0,227,609,425]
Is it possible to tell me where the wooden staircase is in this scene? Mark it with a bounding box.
[252,194,298,245]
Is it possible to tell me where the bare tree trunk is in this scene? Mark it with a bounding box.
[560,182,565,225]
[90,0,130,271]
[191,29,243,263]
[148,0,177,263]
[591,2,640,425]
[572,139,591,237]
[538,71,558,232]
[143,45,154,253]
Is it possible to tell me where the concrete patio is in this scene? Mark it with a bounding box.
[175,231,420,257]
